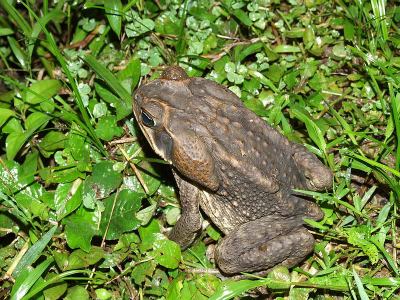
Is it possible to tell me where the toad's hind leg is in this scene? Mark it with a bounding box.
[214,216,316,274]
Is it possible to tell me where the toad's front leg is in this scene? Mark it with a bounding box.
[168,171,204,249]
[291,143,333,191]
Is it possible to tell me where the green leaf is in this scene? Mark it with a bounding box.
[104,0,122,36]
[267,266,291,289]
[0,214,16,238]
[349,152,400,178]
[274,44,301,53]
[289,286,312,299]
[40,165,84,185]
[131,260,157,285]
[42,274,68,300]
[248,69,279,93]
[95,83,131,120]
[64,206,98,251]
[0,27,14,36]
[23,9,105,156]
[13,226,57,277]
[344,19,355,41]
[237,42,264,62]
[24,79,62,104]
[181,280,208,300]
[93,102,108,118]
[346,226,379,264]
[0,160,47,222]
[370,235,400,276]
[154,11,180,35]
[0,108,15,127]
[329,107,358,146]
[83,161,122,205]
[95,288,113,300]
[25,112,52,131]
[95,116,124,141]
[54,181,83,220]
[231,9,252,26]
[117,57,141,89]
[63,247,104,271]
[265,64,285,83]
[7,36,28,69]
[361,276,400,287]
[67,128,90,162]
[138,219,160,252]
[307,275,348,291]
[5,132,25,161]
[99,189,144,240]
[125,18,155,37]
[6,112,52,160]
[123,163,162,196]
[65,286,89,300]
[206,225,221,241]
[136,203,157,226]
[39,131,66,152]
[166,275,184,300]
[195,274,220,297]
[153,234,181,269]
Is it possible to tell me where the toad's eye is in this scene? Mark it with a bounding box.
[141,110,156,127]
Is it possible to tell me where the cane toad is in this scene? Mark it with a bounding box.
[133,66,333,274]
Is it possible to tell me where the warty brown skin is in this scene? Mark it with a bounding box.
[133,66,333,274]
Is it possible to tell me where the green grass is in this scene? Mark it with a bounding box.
[0,0,399,299]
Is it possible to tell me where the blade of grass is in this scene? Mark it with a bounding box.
[370,235,400,276]
[291,108,327,155]
[7,36,28,69]
[210,279,269,300]
[28,9,64,61]
[20,2,107,157]
[82,54,132,105]
[370,0,388,41]
[328,106,359,147]
[362,276,400,287]
[389,84,400,171]
[104,0,122,36]
[22,270,96,300]
[348,153,400,178]
[13,226,57,277]
[248,69,279,93]
[42,0,48,15]
[0,1,32,37]
[0,74,102,145]
[10,258,53,300]
[352,268,370,300]
[175,0,189,57]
